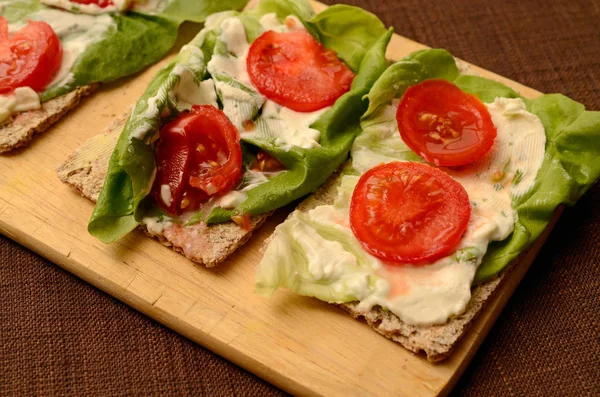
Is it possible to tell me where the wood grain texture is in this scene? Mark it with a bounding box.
[0,4,554,396]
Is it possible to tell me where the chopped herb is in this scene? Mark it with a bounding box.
[513,169,524,185]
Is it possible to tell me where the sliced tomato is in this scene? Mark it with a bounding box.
[0,18,63,93]
[247,30,354,112]
[350,162,471,264]
[396,79,497,166]
[151,105,243,215]
[69,0,114,7]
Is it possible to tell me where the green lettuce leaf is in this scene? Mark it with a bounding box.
[306,4,387,72]
[363,49,459,118]
[89,5,392,241]
[41,13,179,101]
[453,75,521,103]
[0,0,40,20]
[159,0,248,24]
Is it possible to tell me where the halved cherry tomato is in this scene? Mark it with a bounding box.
[396,79,497,166]
[247,30,354,112]
[70,0,114,7]
[151,105,243,215]
[350,162,471,264]
[0,18,63,93]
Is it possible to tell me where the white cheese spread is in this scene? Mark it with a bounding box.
[248,101,327,150]
[217,190,246,209]
[173,65,218,111]
[0,87,41,124]
[160,184,173,207]
[143,216,173,235]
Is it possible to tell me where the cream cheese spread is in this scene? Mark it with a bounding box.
[143,216,172,235]
[0,87,41,124]
[160,184,173,207]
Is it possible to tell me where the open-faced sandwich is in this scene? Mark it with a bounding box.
[254,48,600,361]
[0,0,247,152]
[58,0,393,266]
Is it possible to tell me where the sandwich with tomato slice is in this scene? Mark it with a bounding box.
[255,49,600,361]
[0,0,246,153]
[58,0,393,266]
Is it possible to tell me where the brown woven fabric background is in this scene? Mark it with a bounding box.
[2,0,599,395]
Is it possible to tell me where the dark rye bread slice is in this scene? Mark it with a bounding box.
[57,116,269,267]
[292,172,513,362]
[0,84,97,153]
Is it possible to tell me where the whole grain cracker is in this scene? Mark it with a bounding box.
[0,85,97,153]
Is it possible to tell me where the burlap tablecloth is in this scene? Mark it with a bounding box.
[2,0,599,395]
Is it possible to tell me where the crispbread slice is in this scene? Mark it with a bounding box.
[0,85,97,153]
[292,171,510,362]
[57,117,268,267]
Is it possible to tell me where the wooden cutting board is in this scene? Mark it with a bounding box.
[0,3,555,396]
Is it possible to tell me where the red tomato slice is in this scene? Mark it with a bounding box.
[350,162,471,264]
[0,18,63,93]
[396,79,497,166]
[247,30,354,112]
[151,105,243,215]
[69,0,114,7]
